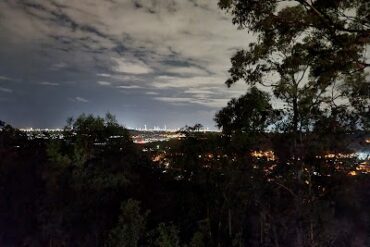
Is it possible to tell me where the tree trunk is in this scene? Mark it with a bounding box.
[292,96,304,184]
[272,224,280,247]
[228,209,232,238]
[260,212,264,245]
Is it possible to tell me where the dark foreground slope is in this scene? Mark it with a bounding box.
[1,119,370,247]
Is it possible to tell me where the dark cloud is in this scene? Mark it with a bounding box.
[0,0,253,129]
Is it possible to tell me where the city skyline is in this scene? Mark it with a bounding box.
[19,124,214,132]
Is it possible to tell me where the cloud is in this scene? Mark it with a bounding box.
[39,81,60,86]
[0,0,256,128]
[155,96,228,108]
[146,91,159,95]
[117,85,142,89]
[0,0,251,77]
[97,80,112,86]
[164,65,209,76]
[113,57,153,74]
[0,75,14,81]
[152,75,217,89]
[184,88,216,96]
[50,63,68,71]
[97,73,112,77]
[74,96,89,103]
[0,87,13,93]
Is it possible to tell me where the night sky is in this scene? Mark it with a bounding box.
[0,0,254,129]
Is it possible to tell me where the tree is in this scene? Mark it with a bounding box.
[42,114,141,246]
[219,0,369,133]
[218,0,369,177]
[106,199,148,247]
[154,223,181,247]
[60,113,132,165]
[216,2,370,246]
[215,86,276,135]
[218,0,370,71]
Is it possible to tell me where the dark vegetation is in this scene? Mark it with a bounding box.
[1,0,369,246]
[0,113,369,247]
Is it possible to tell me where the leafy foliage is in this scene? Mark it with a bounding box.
[106,199,148,247]
[219,0,369,133]
[215,86,277,135]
